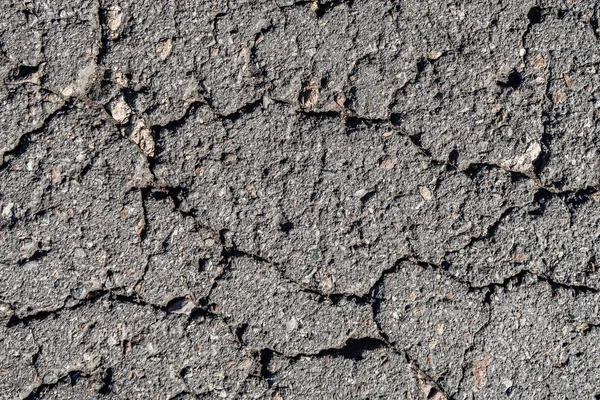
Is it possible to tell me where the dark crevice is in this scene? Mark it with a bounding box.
[557,9,568,20]
[296,109,343,120]
[533,72,553,179]
[187,302,214,321]
[527,6,543,25]
[496,70,522,90]
[447,149,459,169]
[416,57,429,73]
[521,6,545,52]
[214,242,383,309]
[6,299,75,328]
[313,0,354,18]
[142,185,185,210]
[528,188,552,216]
[214,98,264,122]
[96,4,112,67]
[17,249,50,266]
[145,100,206,167]
[389,112,404,126]
[279,221,294,233]
[0,102,71,171]
[235,323,249,344]
[407,358,450,400]
[446,205,519,253]
[479,269,530,304]
[6,314,20,328]
[592,4,599,41]
[9,64,40,81]
[23,375,72,400]
[473,268,599,297]
[98,367,114,395]
[68,371,81,386]
[563,187,599,209]
[179,366,190,379]
[311,337,386,360]
[359,190,377,204]
[345,114,389,126]
[368,258,411,343]
[259,348,276,387]
[220,246,271,266]
[111,293,169,313]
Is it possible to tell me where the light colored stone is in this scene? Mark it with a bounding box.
[419,186,433,201]
[109,96,132,124]
[129,119,155,157]
[107,6,124,35]
[156,38,173,61]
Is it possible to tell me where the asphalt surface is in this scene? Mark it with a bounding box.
[1,0,600,399]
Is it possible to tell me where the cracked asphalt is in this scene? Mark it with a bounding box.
[1,0,600,399]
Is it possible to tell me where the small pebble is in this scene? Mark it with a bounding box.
[71,283,87,300]
[419,186,433,201]
[156,38,173,61]
[109,96,132,124]
[379,158,395,169]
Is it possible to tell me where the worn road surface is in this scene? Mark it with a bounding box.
[2,0,600,399]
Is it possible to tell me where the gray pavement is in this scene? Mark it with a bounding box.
[1,0,600,398]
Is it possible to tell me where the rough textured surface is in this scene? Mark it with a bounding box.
[2,0,600,398]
